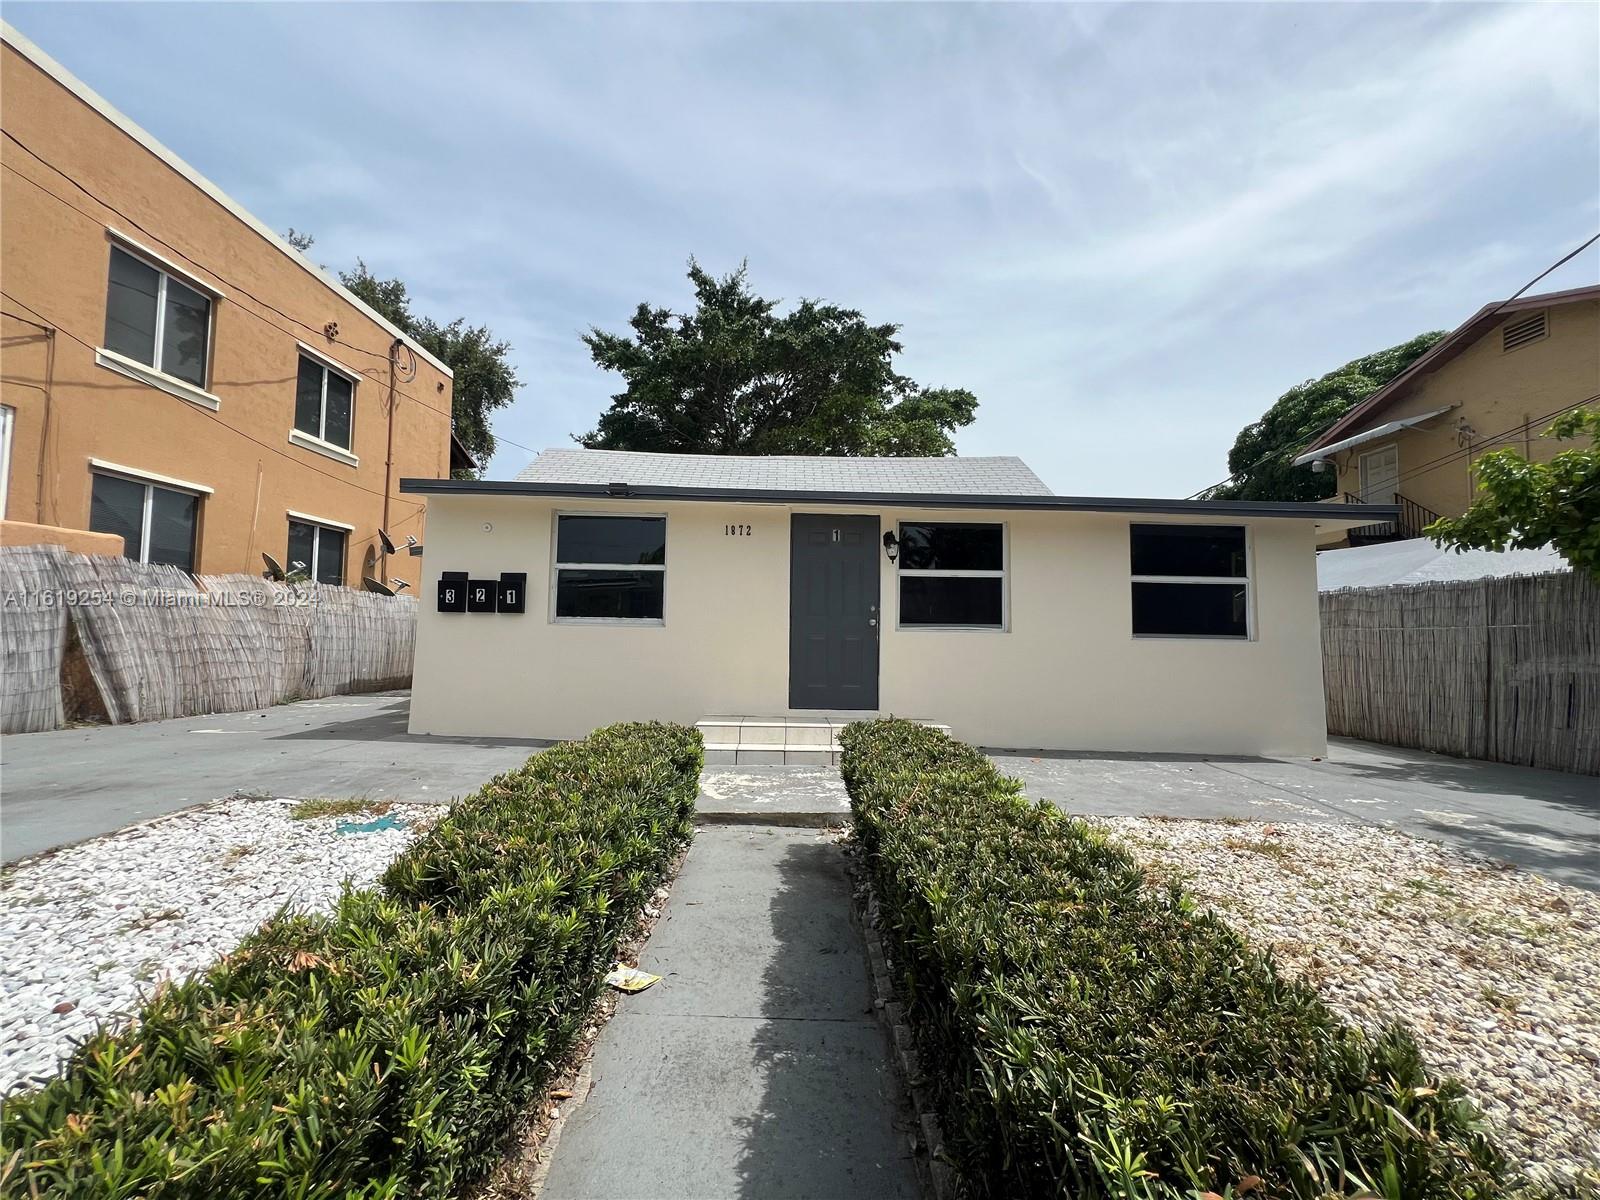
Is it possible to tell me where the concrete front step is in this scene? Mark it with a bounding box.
[695,716,950,765]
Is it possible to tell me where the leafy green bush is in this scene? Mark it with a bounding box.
[1,722,702,1199]
[839,719,1504,1200]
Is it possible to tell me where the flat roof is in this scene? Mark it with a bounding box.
[399,476,1398,525]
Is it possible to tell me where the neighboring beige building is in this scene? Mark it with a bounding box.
[1295,286,1600,542]
[402,450,1380,756]
[0,24,462,586]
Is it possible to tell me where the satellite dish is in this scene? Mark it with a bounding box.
[361,576,396,596]
[378,528,397,555]
[262,552,286,581]
[391,579,412,591]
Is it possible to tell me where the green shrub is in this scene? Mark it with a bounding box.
[1,722,702,1199]
[839,719,1503,1200]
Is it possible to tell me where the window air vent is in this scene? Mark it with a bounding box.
[1502,310,1547,352]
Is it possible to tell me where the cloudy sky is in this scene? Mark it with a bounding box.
[9,2,1597,495]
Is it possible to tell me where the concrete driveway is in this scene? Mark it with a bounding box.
[0,692,543,863]
[988,737,1600,891]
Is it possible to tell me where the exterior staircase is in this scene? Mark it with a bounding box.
[1342,492,1443,546]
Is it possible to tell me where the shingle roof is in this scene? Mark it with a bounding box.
[514,449,1054,496]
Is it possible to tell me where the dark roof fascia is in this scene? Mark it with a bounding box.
[1303,285,1600,454]
[398,477,1399,522]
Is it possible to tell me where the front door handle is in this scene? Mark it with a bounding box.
[868,617,878,627]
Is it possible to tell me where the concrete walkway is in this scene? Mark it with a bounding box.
[0,692,541,863]
[541,824,918,1200]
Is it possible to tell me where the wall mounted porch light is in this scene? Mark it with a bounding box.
[882,530,899,563]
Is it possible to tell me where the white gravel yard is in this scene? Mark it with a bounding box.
[1103,816,1600,1192]
[0,796,445,1094]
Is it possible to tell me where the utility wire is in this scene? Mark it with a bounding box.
[2,137,450,417]
[1187,232,1600,499]
[0,290,430,539]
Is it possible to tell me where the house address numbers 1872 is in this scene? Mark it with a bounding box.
[725,523,752,536]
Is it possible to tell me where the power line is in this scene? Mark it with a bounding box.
[1188,232,1600,498]
[0,290,430,538]
[1,136,452,418]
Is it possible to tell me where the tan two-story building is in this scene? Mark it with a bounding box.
[1294,285,1599,542]
[1,23,461,587]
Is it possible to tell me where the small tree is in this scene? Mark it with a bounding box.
[1426,406,1600,581]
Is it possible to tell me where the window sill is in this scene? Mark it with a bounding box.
[1132,634,1253,642]
[551,617,666,627]
[95,348,220,411]
[896,624,1007,633]
[288,428,359,467]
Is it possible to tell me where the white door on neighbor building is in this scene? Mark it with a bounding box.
[1358,444,1399,504]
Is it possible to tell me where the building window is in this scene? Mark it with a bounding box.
[103,245,211,387]
[553,514,665,621]
[293,353,355,450]
[90,471,199,571]
[1130,524,1250,639]
[897,522,1005,628]
[288,518,347,586]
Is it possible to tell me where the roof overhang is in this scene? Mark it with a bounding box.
[1291,404,1454,466]
[399,477,1398,531]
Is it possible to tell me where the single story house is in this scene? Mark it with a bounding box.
[401,449,1389,757]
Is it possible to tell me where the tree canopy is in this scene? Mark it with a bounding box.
[1205,332,1446,501]
[1427,406,1600,581]
[578,261,978,456]
[339,261,518,476]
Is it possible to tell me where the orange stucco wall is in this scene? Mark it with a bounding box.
[1331,299,1599,520]
[0,38,452,588]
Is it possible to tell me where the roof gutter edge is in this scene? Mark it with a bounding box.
[397,477,1399,521]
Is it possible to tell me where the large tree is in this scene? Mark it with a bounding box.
[1428,407,1599,581]
[579,261,978,456]
[340,261,518,475]
[1205,332,1446,501]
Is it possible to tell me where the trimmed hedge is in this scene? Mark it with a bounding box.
[840,719,1504,1200]
[1,722,702,1199]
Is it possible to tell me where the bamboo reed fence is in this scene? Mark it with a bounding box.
[1321,570,1600,775]
[1,544,416,733]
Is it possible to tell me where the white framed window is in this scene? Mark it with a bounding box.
[102,243,213,390]
[292,348,357,455]
[1130,523,1251,639]
[551,512,666,623]
[0,404,13,518]
[89,467,203,572]
[287,513,350,586]
[896,521,1006,629]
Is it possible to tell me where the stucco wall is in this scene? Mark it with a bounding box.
[0,39,452,583]
[1333,299,1599,519]
[407,496,1329,756]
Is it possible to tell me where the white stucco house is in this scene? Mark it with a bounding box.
[401,449,1390,757]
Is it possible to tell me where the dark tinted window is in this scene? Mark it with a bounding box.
[1132,582,1248,637]
[287,520,316,577]
[147,487,197,571]
[1131,524,1247,578]
[90,473,146,562]
[104,247,159,365]
[294,357,324,438]
[900,576,1003,627]
[159,277,210,385]
[556,569,665,619]
[316,528,346,585]
[324,373,353,449]
[557,516,666,565]
[899,523,1003,571]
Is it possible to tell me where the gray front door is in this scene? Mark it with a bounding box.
[789,513,880,710]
